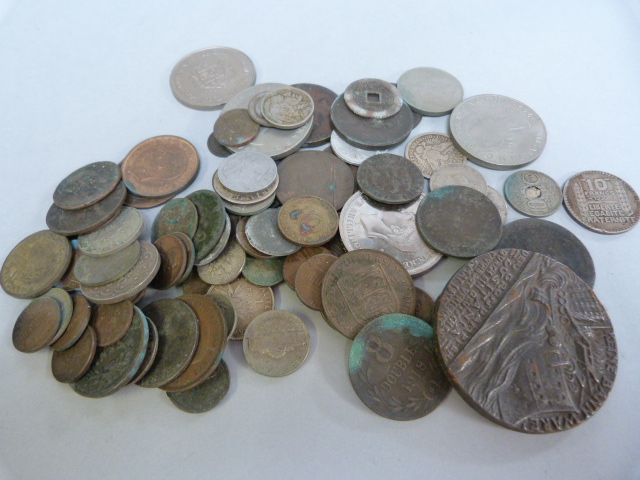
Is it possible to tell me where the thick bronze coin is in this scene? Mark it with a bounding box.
[357,154,424,205]
[278,196,339,246]
[495,218,596,288]
[207,132,232,158]
[151,198,199,242]
[292,83,337,146]
[12,297,62,353]
[206,291,238,339]
[321,250,416,339]
[414,288,435,327]
[46,182,126,236]
[124,191,175,209]
[214,108,260,147]
[77,206,144,258]
[51,325,97,383]
[151,235,188,290]
[75,241,141,287]
[349,314,450,420]
[90,299,134,347]
[235,216,274,259]
[437,249,617,434]
[138,298,200,388]
[128,315,159,385]
[242,257,285,287]
[51,293,91,351]
[294,254,337,310]
[416,185,502,258]
[53,161,122,211]
[162,294,227,392]
[71,306,148,398]
[186,190,227,262]
[276,150,355,210]
[1,230,72,299]
[166,360,230,413]
[282,246,331,289]
[122,136,199,198]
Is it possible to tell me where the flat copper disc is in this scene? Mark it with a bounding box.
[53,161,122,211]
[51,325,97,383]
[50,293,92,351]
[90,300,134,347]
[151,235,188,290]
[12,297,62,353]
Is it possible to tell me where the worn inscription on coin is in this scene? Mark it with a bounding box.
[504,170,562,217]
[261,87,314,130]
[405,133,467,178]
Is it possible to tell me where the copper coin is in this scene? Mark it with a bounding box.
[166,360,230,413]
[414,287,435,327]
[1,230,72,299]
[51,293,91,351]
[214,108,260,147]
[151,198,199,242]
[128,315,159,385]
[294,254,337,310]
[53,161,122,211]
[357,154,424,205]
[46,182,126,236]
[282,246,331,288]
[122,135,199,198]
[235,216,274,259]
[12,297,62,353]
[292,83,337,146]
[186,190,227,262]
[321,249,416,339]
[124,191,175,209]
[276,150,355,210]
[437,249,617,433]
[207,132,231,158]
[181,269,210,295]
[278,196,339,246]
[207,277,274,340]
[171,232,197,286]
[242,257,285,287]
[51,325,97,383]
[41,288,74,344]
[151,234,188,290]
[162,294,227,392]
[90,300,134,347]
[57,246,82,292]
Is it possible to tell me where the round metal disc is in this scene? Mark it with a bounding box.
[166,360,230,413]
[343,78,402,119]
[357,154,424,205]
[397,67,463,116]
[53,161,122,211]
[504,170,562,217]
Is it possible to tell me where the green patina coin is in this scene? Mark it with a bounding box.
[166,360,230,413]
[151,198,199,242]
[186,190,226,262]
[242,257,284,287]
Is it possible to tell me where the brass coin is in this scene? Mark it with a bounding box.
[122,135,199,198]
[151,198,199,242]
[91,300,134,347]
[181,269,210,295]
[414,287,435,327]
[75,241,141,287]
[129,315,159,385]
[213,108,260,147]
[151,235,188,290]
[206,291,238,339]
[77,206,144,258]
[186,190,227,262]
[41,288,74,344]
[124,191,175,209]
[294,254,337,310]
[162,294,227,392]
[197,239,246,285]
[282,246,331,288]
[235,216,274,259]
[53,161,122,211]
[242,257,285,287]
[1,230,72,299]
[51,325,97,383]
[12,297,62,353]
[207,277,274,340]
[166,360,230,414]
[278,195,339,246]
[51,293,91,351]
[171,232,196,285]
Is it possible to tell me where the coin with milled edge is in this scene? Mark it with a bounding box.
[504,170,562,217]
[206,291,238,339]
[40,288,74,344]
[75,241,141,287]
[349,314,450,420]
[78,207,144,257]
[563,171,639,234]
[12,297,62,353]
[437,249,617,433]
[52,326,97,383]
[330,131,390,166]
[294,254,337,310]
[397,67,463,116]
[243,257,284,287]
[243,310,310,377]
[344,78,402,119]
[214,109,260,147]
[217,151,278,194]
[53,161,122,211]
[90,300,134,347]
[186,190,227,262]
[357,154,424,205]
[129,316,159,385]
[167,360,230,413]
[246,209,301,257]
[197,239,245,285]
[414,288,435,327]
[151,235,188,290]
[247,91,272,126]
[195,213,231,267]
[282,247,331,288]
[429,164,487,194]
[261,87,314,130]
[51,293,92,351]
[292,83,337,146]
[170,46,256,109]
[278,196,339,246]
[486,186,508,224]
[405,133,467,178]
[151,198,198,242]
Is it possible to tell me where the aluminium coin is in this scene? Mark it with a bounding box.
[504,170,562,217]
[53,161,122,211]
[404,133,467,178]
[51,326,97,383]
[75,241,141,287]
[330,131,390,166]
[277,196,339,246]
[397,67,463,116]
[186,190,227,262]
[261,87,314,130]
[90,299,134,348]
[151,198,198,242]
[245,208,301,257]
[292,83,337,146]
[213,108,260,147]
[294,254,337,311]
[166,360,230,414]
[12,297,62,353]
[78,206,144,257]
[344,78,402,119]
[51,293,92,351]
[217,151,278,194]
[242,257,285,287]
[429,164,487,194]
[357,154,424,205]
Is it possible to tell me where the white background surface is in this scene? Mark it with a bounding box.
[0,1,639,479]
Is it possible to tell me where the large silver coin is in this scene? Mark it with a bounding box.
[504,170,562,217]
[78,206,144,257]
[217,151,277,194]
[330,131,390,166]
[450,94,547,170]
[397,67,463,116]
[221,83,313,159]
[404,133,467,178]
[340,192,441,276]
[429,164,488,194]
[170,47,256,110]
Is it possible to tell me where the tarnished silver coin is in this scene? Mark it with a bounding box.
[245,208,301,257]
[429,164,487,194]
[77,206,144,257]
[343,78,402,119]
[243,310,310,377]
[75,241,141,287]
[166,360,230,413]
[247,91,272,126]
[170,46,256,110]
[405,133,467,178]
[194,213,231,267]
[349,314,450,421]
[330,131,390,166]
[437,249,617,434]
[197,239,246,285]
[206,291,238,339]
[40,288,73,344]
[71,306,148,398]
[357,154,424,205]
[340,192,441,276]
[486,186,508,224]
[397,67,463,116]
[450,94,547,170]
[217,151,278,194]
[261,87,314,130]
[505,170,562,217]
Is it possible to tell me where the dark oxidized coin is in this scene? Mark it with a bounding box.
[416,185,502,258]
[53,161,122,211]
[128,315,159,385]
[292,83,337,146]
[207,132,232,158]
[90,300,134,347]
[357,154,424,205]
[166,359,230,413]
[182,269,212,295]
[124,191,174,209]
[51,325,97,383]
[414,288,436,327]
[151,198,199,242]
[51,293,91,351]
[349,314,450,420]
[151,235,188,290]
[186,190,226,262]
[12,297,62,353]
[214,108,260,147]
[495,218,596,287]
[436,249,617,434]
[282,246,331,289]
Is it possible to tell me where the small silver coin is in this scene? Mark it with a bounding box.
[261,87,314,130]
[78,206,144,257]
[330,131,390,166]
[397,67,463,116]
[222,192,277,217]
[217,151,278,194]
[166,360,230,413]
[213,171,279,206]
[75,241,141,287]
[343,78,402,119]
[245,208,301,257]
[405,133,467,178]
[504,170,562,217]
[429,164,488,195]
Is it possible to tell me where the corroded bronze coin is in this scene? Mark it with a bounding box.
[51,293,91,351]
[292,83,337,146]
[294,254,337,310]
[12,297,62,353]
[41,288,74,344]
[321,249,416,339]
[242,257,285,287]
[151,235,188,290]
[75,241,141,287]
[46,182,126,236]
[207,132,232,158]
[344,78,402,119]
[91,299,134,347]
[278,196,339,246]
[495,218,596,287]
[71,306,148,398]
[194,213,230,267]
[1,230,72,299]
[77,206,144,258]
[138,298,200,388]
[53,161,122,211]
[282,246,331,289]
[416,186,502,258]
[261,87,314,130]
[349,314,450,420]
[124,191,175,209]
[505,170,562,217]
[414,288,436,327]
[207,277,274,340]
[197,239,245,285]
[151,198,198,242]
[166,360,230,413]
[563,170,639,234]
[437,249,617,434]
[206,291,238,339]
[357,154,424,205]
[245,208,301,257]
[214,108,260,147]
[52,325,97,383]
[128,315,159,385]
[57,246,82,292]
[122,136,199,198]
[186,190,227,262]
